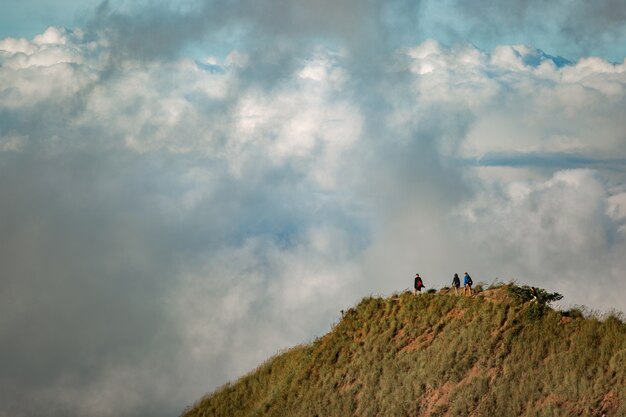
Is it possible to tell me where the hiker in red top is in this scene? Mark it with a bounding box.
[413,273,424,296]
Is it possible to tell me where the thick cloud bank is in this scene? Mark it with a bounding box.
[1,25,626,417]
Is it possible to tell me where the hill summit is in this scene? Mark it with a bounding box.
[182,284,626,417]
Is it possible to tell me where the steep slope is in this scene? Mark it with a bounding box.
[182,285,626,417]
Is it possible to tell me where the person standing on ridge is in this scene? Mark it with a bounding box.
[414,273,424,296]
[463,272,473,296]
[452,273,461,295]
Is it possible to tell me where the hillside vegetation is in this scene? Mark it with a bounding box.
[182,284,626,417]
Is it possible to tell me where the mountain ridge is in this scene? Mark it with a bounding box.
[182,284,626,417]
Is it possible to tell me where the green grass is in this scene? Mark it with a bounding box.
[182,284,626,417]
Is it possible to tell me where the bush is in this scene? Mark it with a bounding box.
[561,308,584,320]
[525,303,545,320]
[508,285,562,305]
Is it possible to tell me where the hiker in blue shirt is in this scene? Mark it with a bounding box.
[463,272,473,296]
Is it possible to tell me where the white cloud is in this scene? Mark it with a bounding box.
[231,51,361,187]
[165,228,359,407]
[0,37,36,55]
[0,28,99,110]
[0,131,28,152]
[463,169,612,252]
[405,41,498,107]
[398,42,626,161]
[459,169,626,310]
[1,27,626,417]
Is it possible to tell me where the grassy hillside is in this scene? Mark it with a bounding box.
[182,284,626,417]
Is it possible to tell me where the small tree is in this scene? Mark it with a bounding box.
[508,285,562,304]
[507,285,563,319]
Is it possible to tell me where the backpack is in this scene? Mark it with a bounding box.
[467,276,473,286]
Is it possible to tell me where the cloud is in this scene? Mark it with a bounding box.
[1,21,626,417]
[85,0,400,64]
[0,151,181,416]
[460,169,626,309]
[395,41,626,162]
[81,0,626,65]
[0,28,369,417]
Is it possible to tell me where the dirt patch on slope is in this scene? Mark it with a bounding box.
[400,332,435,353]
[475,288,512,304]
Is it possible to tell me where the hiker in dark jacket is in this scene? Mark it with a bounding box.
[463,272,473,296]
[452,273,461,295]
[413,273,424,296]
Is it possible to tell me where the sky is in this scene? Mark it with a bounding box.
[1,1,626,416]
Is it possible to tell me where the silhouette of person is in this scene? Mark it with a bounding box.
[414,273,424,296]
[452,273,461,295]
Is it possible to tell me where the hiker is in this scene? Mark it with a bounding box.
[463,272,473,296]
[452,273,461,295]
[413,273,424,296]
